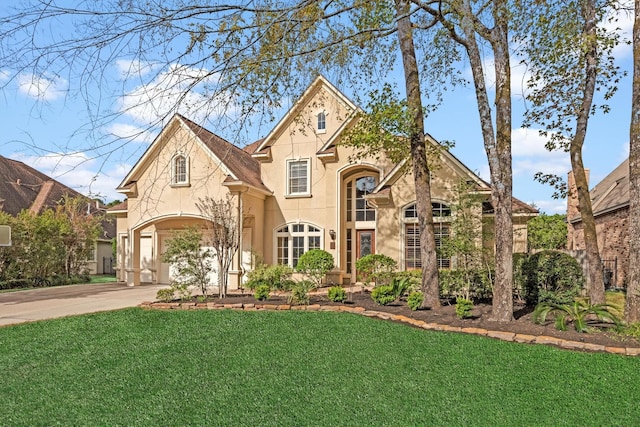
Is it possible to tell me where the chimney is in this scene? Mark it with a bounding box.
[566,169,590,221]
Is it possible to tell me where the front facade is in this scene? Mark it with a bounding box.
[111,77,537,288]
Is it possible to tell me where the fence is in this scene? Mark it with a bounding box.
[602,258,620,290]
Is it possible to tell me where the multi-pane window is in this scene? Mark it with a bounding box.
[403,202,451,270]
[317,112,326,131]
[287,159,310,195]
[346,175,376,222]
[275,223,323,267]
[172,154,188,185]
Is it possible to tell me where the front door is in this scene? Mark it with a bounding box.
[356,230,375,259]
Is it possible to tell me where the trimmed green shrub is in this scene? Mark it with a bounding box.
[254,284,270,301]
[371,285,395,306]
[407,291,424,311]
[355,254,397,285]
[327,286,347,302]
[455,297,474,319]
[521,250,584,305]
[245,264,294,291]
[296,249,334,287]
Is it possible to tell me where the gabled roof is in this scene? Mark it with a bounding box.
[178,115,268,192]
[253,75,357,156]
[368,135,537,215]
[117,114,270,194]
[582,158,629,219]
[0,155,82,215]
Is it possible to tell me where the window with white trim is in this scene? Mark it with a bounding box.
[317,112,326,132]
[403,202,451,270]
[275,223,322,267]
[286,159,310,196]
[171,154,189,185]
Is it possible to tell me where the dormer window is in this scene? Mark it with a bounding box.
[171,154,189,186]
[317,111,326,133]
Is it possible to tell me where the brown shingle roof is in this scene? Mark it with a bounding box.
[0,155,82,215]
[178,115,270,192]
[589,158,629,216]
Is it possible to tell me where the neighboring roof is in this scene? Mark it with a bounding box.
[589,158,629,217]
[0,155,83,215]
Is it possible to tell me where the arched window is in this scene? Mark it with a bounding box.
[346,175,376,222]
[275,223,323,267]
[317,111,326,132]
[403,202,451,270]
[171,154,189,185]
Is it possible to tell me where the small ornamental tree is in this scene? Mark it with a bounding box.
[295,249,334,289]
[161,226,213,297]
[196,195,241,299]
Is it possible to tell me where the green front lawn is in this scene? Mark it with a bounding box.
[1,309,639,426]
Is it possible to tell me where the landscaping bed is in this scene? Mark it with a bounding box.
[146,288,640,353]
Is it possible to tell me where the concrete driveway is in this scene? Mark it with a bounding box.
[0,282,166,326]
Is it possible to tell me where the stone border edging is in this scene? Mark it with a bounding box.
[139,301,639,356]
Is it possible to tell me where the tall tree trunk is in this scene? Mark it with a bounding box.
[625,0,640,322]
[396,0,440,308]
[574,0,605,305]
[459,0,514,321]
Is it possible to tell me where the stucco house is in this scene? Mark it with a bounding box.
[110,76,537,288]
[567,160,630,289]
[0,155,116,274]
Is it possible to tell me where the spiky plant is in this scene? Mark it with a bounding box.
[532,299,622,333]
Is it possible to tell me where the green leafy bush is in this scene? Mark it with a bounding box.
[407,291,424,311]
[156,288,175,302]
[439,268,493,301]
[455,297,474,319]
[254,284,270,301]
[371,285,395,306]
[521,251,584,305]
[295,249,334,287]
[532,299,621,332]
[394,270,422,293]
[245,263,294,291]
[355,254,397,285]
[288,280,314,305]
[327,286,347,303]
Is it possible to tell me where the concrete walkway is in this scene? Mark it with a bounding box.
[0,282,166,326]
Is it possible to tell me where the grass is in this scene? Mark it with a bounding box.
[88,274,117,284]
[1,309,640,426]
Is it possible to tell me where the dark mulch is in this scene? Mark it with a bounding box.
[204,289,640,350]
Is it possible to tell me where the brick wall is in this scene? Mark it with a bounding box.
[568,207,629,288]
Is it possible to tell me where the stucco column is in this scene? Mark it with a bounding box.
[126,228,141,286]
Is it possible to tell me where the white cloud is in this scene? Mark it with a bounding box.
[115,59,158,79]
[511,127,571,177]
[16,73,67,101]
[603,3,634,58]
[16,153,127,202]
[105,123,155,144]
[532,199,567,215]
[119,63,229,125]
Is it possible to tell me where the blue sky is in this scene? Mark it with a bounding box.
[0,5,634,214]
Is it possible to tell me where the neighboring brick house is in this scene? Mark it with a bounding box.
[110,76,538,288]
[567,159,629,288]
[0,155,116,274]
